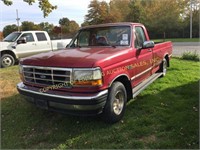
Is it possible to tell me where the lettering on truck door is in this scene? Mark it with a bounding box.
[132,26,153,86]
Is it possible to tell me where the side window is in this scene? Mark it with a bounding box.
[36,32,47,41]
[20,33,34,42]
[135,27,146,48]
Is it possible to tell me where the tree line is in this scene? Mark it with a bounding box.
[83,0,199,39]
[2,0,199,39]
[2,18,79,39]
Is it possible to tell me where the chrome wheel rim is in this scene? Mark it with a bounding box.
[163,60,167,75]
[113,91,124,115]
[2,56,13,67]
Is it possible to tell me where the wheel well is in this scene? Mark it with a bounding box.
[113,75,133,101]
[1,50,17,60]
[164,55,169,67]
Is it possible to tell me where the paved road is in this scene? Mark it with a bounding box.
[172,42,200,57]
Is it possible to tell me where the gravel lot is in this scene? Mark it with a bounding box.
[172,42,200,57]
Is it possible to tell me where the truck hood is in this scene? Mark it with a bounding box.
[21,47,131,68]
[0,41,13,50]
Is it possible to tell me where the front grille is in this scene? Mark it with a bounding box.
[23,66,72,88]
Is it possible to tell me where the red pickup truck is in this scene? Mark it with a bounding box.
[17,23,172,123]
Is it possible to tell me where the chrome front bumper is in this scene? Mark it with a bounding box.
[17,82,108,115]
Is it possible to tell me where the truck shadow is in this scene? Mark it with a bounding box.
[1,80,199,149]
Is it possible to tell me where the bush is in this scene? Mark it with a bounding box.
[181,51,200,61]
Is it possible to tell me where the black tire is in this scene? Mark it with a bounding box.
[0,54,15,68]
[102,81,127,123]
[159,58,167,77]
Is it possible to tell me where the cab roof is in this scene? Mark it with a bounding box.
[13,31,46,33]
[81,22,144,30]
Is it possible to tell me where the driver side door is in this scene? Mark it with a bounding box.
[133,26,153,86]
[15,33,37,58]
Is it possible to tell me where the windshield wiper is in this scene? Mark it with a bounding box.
[110,45,116,48]
[97,42,116,48]
[106,43,116,48]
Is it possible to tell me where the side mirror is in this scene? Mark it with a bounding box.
[17,38,27,44]
[142,41,155,49]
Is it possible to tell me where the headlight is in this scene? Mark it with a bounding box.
[72,68,102,86]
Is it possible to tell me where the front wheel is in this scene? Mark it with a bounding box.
[102,81,127,123]
[0,54,15,68]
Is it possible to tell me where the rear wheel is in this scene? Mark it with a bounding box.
[102,81,127,123]
[0,54,15,68]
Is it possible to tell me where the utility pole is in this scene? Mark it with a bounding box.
[190,0,193,39]
[16,9,20,31]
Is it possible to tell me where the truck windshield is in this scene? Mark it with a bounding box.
[69,26,131,48]
[3,32,21,42]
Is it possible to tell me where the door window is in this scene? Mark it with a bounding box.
[20,33,34,42]
[135,27,146,48]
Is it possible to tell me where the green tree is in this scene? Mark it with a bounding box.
[59,17,71,34]
[145,0,185,38]
[21,21,40,31]
[1,0,57,17]
[126,0,187,38]
[39,22,55,38]
[59,17,70,26]
[83,0,131,26]
[81,22,90,27]
[2,24,18,37]
[84,0,190,38]
[127,0,144,22]
[68,20,79,35]
[84,0,102,25]
[51,26,61,39]
[39,22,54,32]
[58,18,79,38]
[109,0,131,22]
[84,0,113,25]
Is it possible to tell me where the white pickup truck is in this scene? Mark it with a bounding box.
[0,31,71,68]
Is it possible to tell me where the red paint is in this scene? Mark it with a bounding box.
[20,23,172,93]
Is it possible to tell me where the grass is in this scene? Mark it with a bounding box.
[153,38,199,42]
[1,58,199,149]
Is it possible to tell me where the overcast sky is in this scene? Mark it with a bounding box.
[0,0,110,31]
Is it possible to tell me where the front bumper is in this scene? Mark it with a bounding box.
[17,82,108,115]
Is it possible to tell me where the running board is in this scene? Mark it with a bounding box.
[132,73,163,98]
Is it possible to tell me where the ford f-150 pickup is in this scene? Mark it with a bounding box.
[0,31,71,68]
[17,23,172,123]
